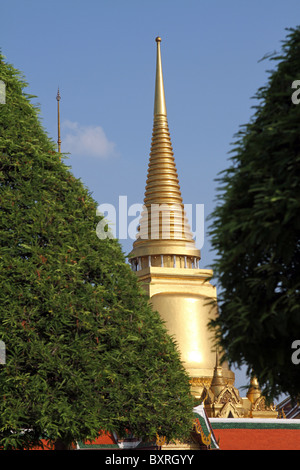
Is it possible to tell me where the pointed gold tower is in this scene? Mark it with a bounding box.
[129,37,235,397]
[210,350,227,398]
[132,37,198,263]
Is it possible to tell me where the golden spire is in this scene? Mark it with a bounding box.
[130,37,200,263]
[154,37,167,116]
[210,350,226,397]
[56,87,61,153]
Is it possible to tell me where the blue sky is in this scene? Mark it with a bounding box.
[1,0,298,396]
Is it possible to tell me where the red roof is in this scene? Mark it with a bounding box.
[16,431,118,450]
[80,431,117,448]
[210,418,300,450]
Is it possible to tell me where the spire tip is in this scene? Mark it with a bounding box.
[56,87,61,101]
[154,36,166,116]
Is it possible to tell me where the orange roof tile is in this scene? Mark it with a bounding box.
[210,418,300,450]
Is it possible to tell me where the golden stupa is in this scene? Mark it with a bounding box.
[129,37,277,420]
[129,36,234,395]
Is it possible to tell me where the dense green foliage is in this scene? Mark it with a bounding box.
[209,27,300,401]
[0,54,194,450]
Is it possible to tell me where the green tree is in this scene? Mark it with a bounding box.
[209,27,300,402]
[0,54,194,450]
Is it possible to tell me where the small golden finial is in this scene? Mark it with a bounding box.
[155,36,161,43]
[210,349,226,398]
[56,87,61,153]
[246,375,261,403]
